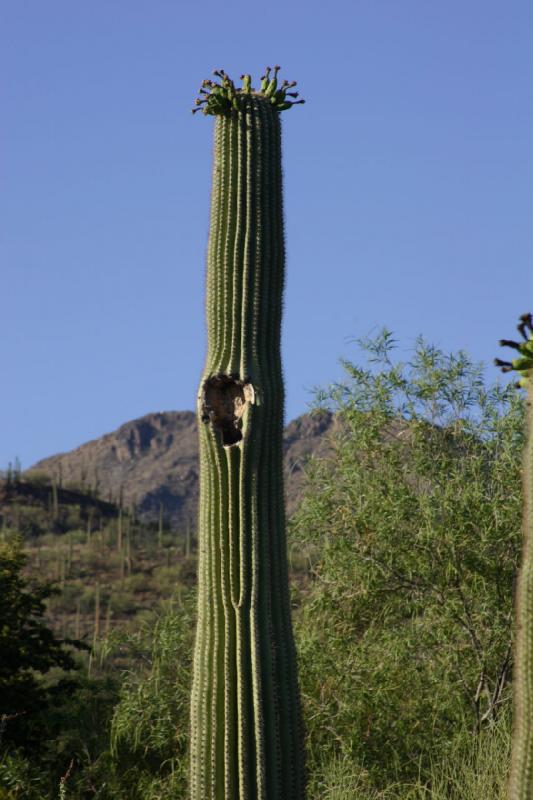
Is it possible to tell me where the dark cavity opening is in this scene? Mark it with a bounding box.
[201,374,255,447]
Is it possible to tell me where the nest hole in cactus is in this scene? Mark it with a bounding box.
[201,373,255,446]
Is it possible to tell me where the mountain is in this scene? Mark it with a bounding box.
[29,410,336,529]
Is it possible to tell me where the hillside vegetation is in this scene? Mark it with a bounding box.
[0,331,524,799]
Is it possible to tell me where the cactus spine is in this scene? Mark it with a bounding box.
[189,69,306,800]
[496,313,533,799]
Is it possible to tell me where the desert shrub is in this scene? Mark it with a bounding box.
[150,565,182,596]
[36,532,59,548]
[290,330,523,790]
[47,582,83,614]
[22,471,51,487]
[78,585,99,614]
[123,573,153,595]
[67,529,89,545]
[9,507,47,539]
[108,591,138,616]
[105,598,195,798]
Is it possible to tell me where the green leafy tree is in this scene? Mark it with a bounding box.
[0,595,195,799]
[290,331,524,791]
[0,536,81,751]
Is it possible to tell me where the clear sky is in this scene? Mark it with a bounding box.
[2,0,532,469]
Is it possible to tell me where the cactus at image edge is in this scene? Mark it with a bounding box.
[189,68,306,799]
[495,312,533,799]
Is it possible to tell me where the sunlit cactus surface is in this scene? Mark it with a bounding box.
[189,67,306,800]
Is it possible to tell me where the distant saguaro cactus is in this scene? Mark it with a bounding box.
[189,68,306,799]
[495,312,533,799]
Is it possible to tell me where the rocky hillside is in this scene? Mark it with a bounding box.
[29,410,336,529]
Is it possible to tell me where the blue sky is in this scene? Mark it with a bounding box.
[2,0,532,469]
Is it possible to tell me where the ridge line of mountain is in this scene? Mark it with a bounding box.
[28,409,336,527]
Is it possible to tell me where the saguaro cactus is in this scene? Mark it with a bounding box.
[495,312,533,799]
[189,68,306,799]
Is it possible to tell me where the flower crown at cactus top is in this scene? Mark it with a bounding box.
[495,312,533,388]
[192,66,305,115]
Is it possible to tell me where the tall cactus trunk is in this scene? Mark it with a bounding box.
[509,384,533,799]
[189,70,306,800]
[496,313,533,799]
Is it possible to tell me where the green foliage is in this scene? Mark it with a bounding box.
[290,330,523,790]
[1,331,522,797]
[1,599,195,800]
[48,583,83,613]
[22,471,52,487]
[150,565,181,595]
[108,601,194,797]
[122,572,154,594]
[308,709,510,799]
[0,749,46,799]
[0,476,198,798]
[0,536,82,751]
[106,591,137,616]
[0,672,119,800]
